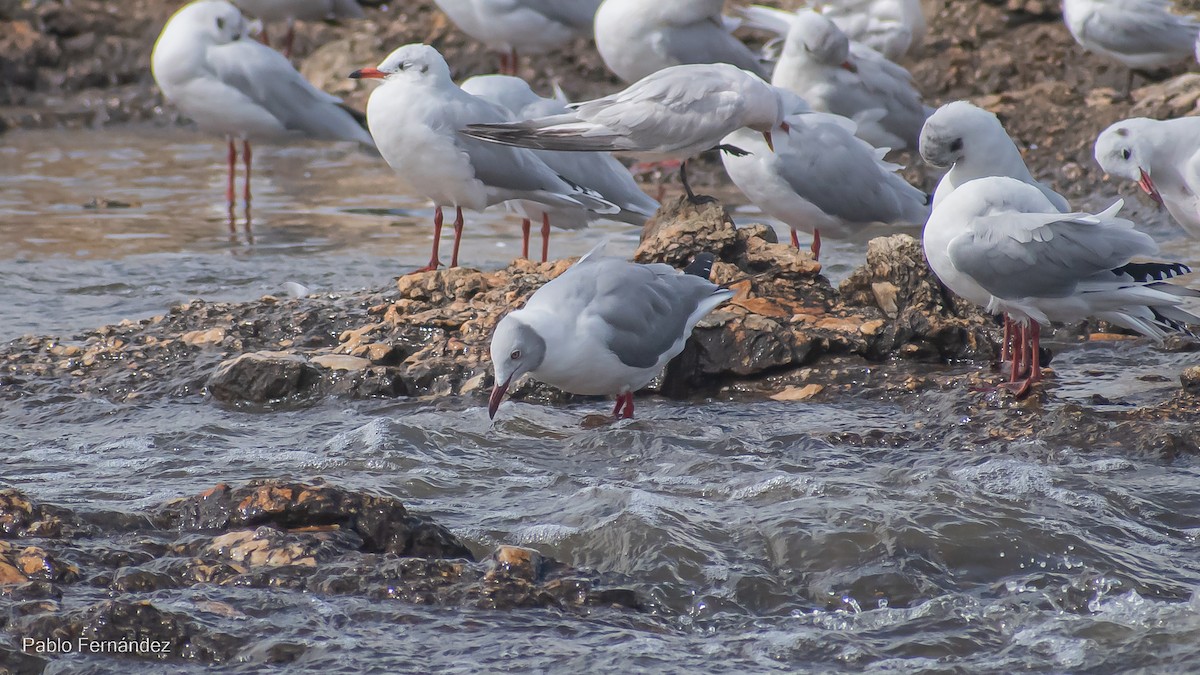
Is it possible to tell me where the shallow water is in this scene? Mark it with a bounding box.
[2,127,1200,672]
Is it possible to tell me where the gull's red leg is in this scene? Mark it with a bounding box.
[621,394,634,419]
[242,140,252,206]
[412,206,443,273]
[509,48,519,75]
[520,218,531,259]
[790,229,800,249]
[449,206,464,268]
[257,25,270,46]
[283,22,296,59]
[540,213,550,263]
[811,229,822,261]
[226,138,237,208]
[1009,322,1025,384]
[611,396,624,417]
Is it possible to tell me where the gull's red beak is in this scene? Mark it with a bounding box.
[840,60,858,73]
[763,121,790,153]
[487,376,511,419]
[349,67,385,80]
[1137,168,1164,206]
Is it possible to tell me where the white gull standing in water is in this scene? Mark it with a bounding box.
[351,44,615,272]
[489,246,732,420]
[923,176,1199,395]
[151,0,374,220]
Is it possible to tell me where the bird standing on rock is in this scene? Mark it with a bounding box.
[1095,116,1200,238]
[351,43,616,273]
[460,62,801,203]
[151,0,375,224]
[489,246,733,421]
[431,0,602,75]
[923,176,1199,396]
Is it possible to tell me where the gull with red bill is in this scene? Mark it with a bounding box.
[349,44,617,272]
[460,62,802,203]
[1095,117,1200,237]
[740,5,931,153]
[488,245,732,421]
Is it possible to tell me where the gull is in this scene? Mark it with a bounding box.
[488,245,733,420]
[1063,0,1199,94]
[741,5,930,151]
[350,44,616,272]
[460,74,659,261]
[431,0,602,75]
[1095,116,1200,237]
[721,112,929,260]
[233,0,364,57]
[821,0,926,60]
[461,63,800,202]
[924,175,1199,395]
[151,0,375,220]
[593,0,767,83]
[919,101,1069,212]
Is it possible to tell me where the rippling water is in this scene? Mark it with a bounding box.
[3,128,1200,672]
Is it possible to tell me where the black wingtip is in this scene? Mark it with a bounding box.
[1113,261,1192,282]
[684,252,717,280]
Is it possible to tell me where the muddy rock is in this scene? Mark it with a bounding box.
[206,351,323,404]
[160,480,474,560]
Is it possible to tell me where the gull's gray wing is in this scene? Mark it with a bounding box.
[518,0,601,31]
[1079,0,1198,57]
[654,18,769,78]
[206,38,372,145]
[947,206,1159,300]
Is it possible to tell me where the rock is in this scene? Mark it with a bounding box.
[206,351,322,403]
[0,489,70,538]
[770,384,825,401]
[181,327,226,347]
[310,354,371,371]
[1182,366,1200,394]
[160,480,474,561]
[206,526,362,568]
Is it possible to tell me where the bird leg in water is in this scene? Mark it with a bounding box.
[449,206,465,268]
[412,206,444,273]
[540,212,551,263]
[225,137,237,211]
[242,140,252,209]
[611,392,634,419]
[1006,322,1042,398]
[521,218,531,259]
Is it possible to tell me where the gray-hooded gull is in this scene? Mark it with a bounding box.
[1095,116,1200,238]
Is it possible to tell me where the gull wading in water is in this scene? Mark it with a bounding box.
[461,62,800,202]
[741,5,930,152]
[488,246,733,420]
[431,0,602,75]
[721,113,929,260]
[233,0,365,57]
[351,44,616,272]
[151,0,375,222]
[592,0,768,83]
[460,74,659,261]
[924,176,1199,395]
[1095,116,1200,237]
[1062,0,1200,94]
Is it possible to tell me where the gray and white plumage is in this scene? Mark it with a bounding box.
[360,44,614,215]
[925,176,1200,338]
[821,0,926,60]
[461,63,798,162]
[233,0,364,23]
[721,113,929,241]
[742,6,929,151]
[1095,116,1200,237]
[919,101,1068,212]
[1063,0,1199,71]
[151,0,373,147]
[593,0,767,83]
[460,74,659,230]
[488,244,734,417]
[432,0,601,56]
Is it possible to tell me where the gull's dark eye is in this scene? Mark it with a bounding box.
[1121,148,1132,161]
[949,138,964,153]
[216,17,225,30]
[510,350,521,360]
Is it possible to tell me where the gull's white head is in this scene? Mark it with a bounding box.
[787,10,853,70]
[162,0,251,46]
[919,101,1005,169]
[487,315,547,419]
[1094,119,1164,206]
[350,43,453,83]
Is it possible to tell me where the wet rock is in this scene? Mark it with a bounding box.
[160,480,474,560]
[16,599,241,663]
[1181,366,1200,394]
[0,489,71,538]
[206,351,322,404]
[204,525,363,568]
